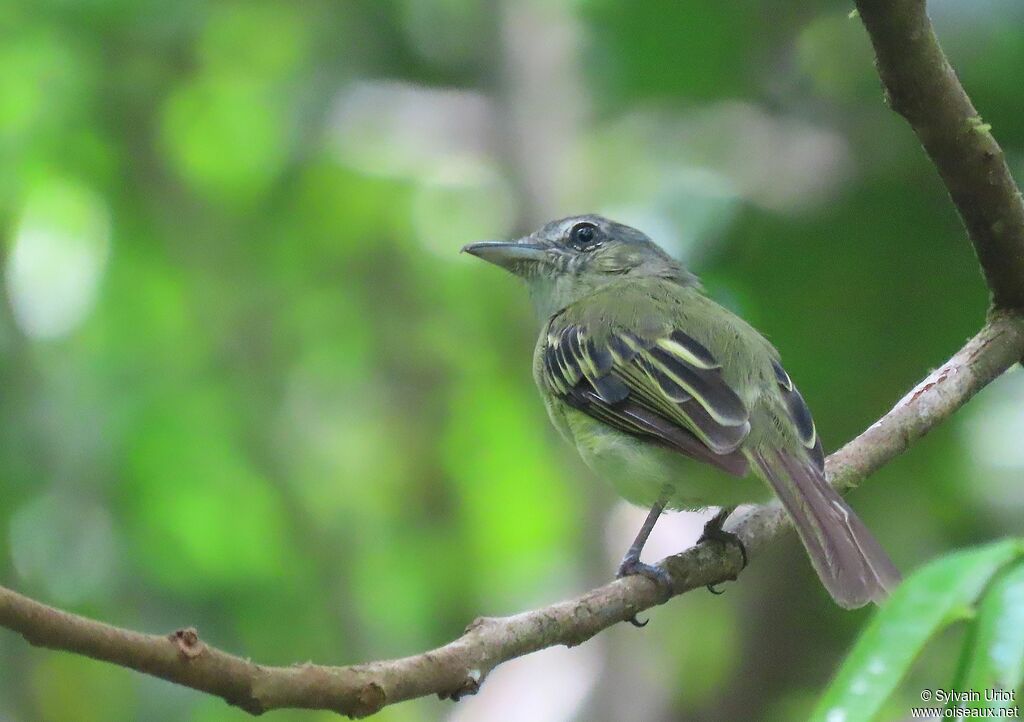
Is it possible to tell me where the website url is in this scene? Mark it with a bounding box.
[910,708,1020,719]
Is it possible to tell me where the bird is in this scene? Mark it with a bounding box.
[463,214,900,611]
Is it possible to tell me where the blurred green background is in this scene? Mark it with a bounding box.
[2,1,1023,720]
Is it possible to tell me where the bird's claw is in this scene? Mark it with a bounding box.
[616,557,673,627]
[617,557,673,591]
[697,515,748,596]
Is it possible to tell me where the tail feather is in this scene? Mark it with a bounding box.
[752,448,901,609]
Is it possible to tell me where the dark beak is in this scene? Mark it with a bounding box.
[461,240,549,273]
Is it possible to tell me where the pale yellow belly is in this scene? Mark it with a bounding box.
[554,404,771,510]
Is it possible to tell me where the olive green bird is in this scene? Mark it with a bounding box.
[463,215,900,610]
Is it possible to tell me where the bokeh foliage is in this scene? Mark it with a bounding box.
[1,1,1023,720]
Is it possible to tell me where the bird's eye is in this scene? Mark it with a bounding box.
[569,222,599,250]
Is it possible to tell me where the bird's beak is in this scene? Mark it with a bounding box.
[461,240,549,274]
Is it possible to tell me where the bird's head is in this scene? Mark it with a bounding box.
[463,214,696,316]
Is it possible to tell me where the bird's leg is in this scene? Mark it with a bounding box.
[617,490,673,627]
[697,507,748,595]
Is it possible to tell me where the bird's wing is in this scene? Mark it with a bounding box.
[769,358,825,470]
[540,313,753,476]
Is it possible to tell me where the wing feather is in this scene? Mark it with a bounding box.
[542,316,753,469]
[771,359,825,469]
[644,346,747,425]
[566,389,749,477]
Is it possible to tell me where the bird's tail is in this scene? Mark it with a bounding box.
[750,448,901,609]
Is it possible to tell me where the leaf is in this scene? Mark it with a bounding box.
[954,560,1024,711]
[810,539,1024,722]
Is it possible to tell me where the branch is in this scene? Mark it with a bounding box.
[2,312,1023,717]
[5,1,1024,718]
[854,0,1024,311]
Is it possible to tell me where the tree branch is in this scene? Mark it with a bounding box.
[4,0,1024,717]
[854,0,1024,311]
[2,312,1023,717]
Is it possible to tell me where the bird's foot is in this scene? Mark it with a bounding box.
[697,514,748,595]
[616,556,673,627]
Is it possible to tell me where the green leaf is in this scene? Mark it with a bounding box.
[811,539,1024,722]
[955,560,1024,711]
